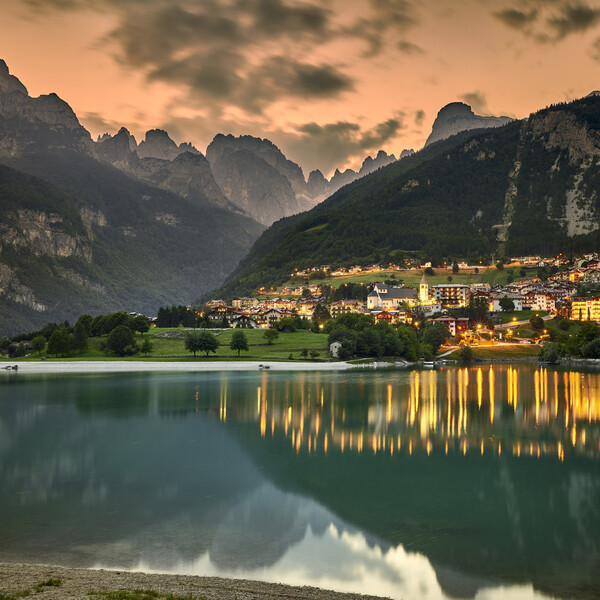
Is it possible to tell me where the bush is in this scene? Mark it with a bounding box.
[458,346,475,364]
[107,325,135,356]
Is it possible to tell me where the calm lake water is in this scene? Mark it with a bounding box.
[1,365,599,600]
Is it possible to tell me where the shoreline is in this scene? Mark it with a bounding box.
[0,359,356,374]
[0,563,389,600]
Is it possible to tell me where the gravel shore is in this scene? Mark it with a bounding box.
[0,564,389,600]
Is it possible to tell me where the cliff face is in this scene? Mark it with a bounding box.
[425,102,513,147]
[0,60,91,153]
[206,134,312,225]
[0,62,265,336]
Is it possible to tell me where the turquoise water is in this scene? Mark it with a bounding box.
[0,366,598,599]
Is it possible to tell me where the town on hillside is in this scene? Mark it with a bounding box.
[201,254,600,336]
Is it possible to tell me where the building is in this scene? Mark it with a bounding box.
[570,297,600,321]
[231,297,259,309]
[329,299,366,318]
[430,315,470,337]
[431,284,470,308]
[489,293,523,312]
[367,282,418,310]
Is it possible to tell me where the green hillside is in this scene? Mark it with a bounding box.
[0,155,263,336]
[208,96,600,301]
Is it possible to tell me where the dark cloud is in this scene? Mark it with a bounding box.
[548,2,600,38]
[277,114,406,174]
[494,8,539,31]
[459,91,489,114]
[347,0,417,56]
[81,111,132,137]
[397,40,424,54]
[414,110,425,126]
[494,1,600,42]
[17,0,422,116]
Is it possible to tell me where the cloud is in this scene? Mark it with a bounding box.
[275,114,406,174]
[547,2,600,38]
[494,8,539,31]
[397,40,424,54]
[346,0,417,57]
[493,1,600,42]
[459,91,489,114]
[81,111,132,138]
[414,110,425,126]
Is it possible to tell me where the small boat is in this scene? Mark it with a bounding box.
[422,361,435,368]
[3,365,18,371]
[258,364,271,370]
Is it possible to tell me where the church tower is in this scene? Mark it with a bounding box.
[419,273,429,303]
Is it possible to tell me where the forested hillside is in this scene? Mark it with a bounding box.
[210,96,600,301]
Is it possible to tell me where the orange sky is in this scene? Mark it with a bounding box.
[3,0,600,176]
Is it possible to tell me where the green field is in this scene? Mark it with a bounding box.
[279,266,522,293]
[446,343,541,360]
[11,328,331,362]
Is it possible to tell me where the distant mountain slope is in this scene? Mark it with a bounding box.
[0,152,263,336]
[425,102,513,146]
[0,60,264,335]
[208,95,600,300]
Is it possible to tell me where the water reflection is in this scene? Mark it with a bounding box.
[0,367,598,600]
[215,367,600,461]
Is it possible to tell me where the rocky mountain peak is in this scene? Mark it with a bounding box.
[0,59,28,96]
[137,129,180,160]
[425,102,513,147]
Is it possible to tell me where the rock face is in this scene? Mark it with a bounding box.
[137,129,195,160]
[95,130,237,213]
[425,102,513,147]
[0,59,91,152]
[0,61,266,336]
[206,134,312,225]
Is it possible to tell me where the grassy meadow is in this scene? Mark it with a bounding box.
[14,327,331,362]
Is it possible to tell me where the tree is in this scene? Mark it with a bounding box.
[31,335,46,356]
[452,261,459,274]
[75,314,93,337]
[539,342,559,363]
[499,297,515,312]
[309,350,320,360]
[107,325,136,356]
[47,328,71,357]
[140,337,154,356]
[301,348,309,359]
[186,331,219,357]
[421,323,448,354]
[458,345,475,365]
[72,321,88,354]
[312,303,331,328]
[133,315,150,335]
[0,336,10,354]
[530,315,544,330]
[495,261,504,270]
[230,330,249,356]
[263,329,279,345]
[424,267,435,276]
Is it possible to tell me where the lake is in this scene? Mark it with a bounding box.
[0,365,599,600]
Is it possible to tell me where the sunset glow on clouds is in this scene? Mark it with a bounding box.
[3,0,600,175]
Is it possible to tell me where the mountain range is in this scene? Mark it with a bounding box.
[0,59,419,335]
[210,94,600,301]
[3,55,581,335]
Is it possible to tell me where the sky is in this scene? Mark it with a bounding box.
[3,0,600,176]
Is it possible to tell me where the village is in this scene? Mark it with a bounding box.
[202,254,600,340]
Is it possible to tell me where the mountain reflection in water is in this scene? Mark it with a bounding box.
[0,366,598,600]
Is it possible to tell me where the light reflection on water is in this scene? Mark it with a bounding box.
[216,366,600,461]
[0,366,598,600]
